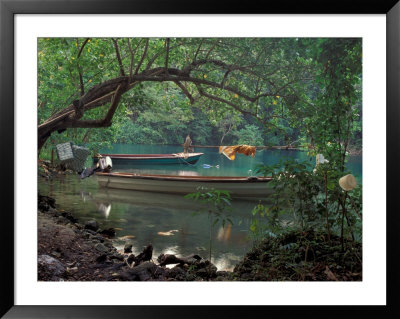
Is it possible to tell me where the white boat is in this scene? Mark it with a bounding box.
[96,172,272,199]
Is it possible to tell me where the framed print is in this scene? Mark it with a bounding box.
[1,0,399,318]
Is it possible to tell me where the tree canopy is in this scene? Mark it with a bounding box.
[38,37,362,168]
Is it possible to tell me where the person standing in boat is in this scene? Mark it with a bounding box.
[183,134,194,158]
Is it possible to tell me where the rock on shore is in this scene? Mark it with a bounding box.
[38,193,362,282]
[37,194,228,281]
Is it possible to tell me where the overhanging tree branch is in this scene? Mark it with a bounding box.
[39,66,298,135]
[204,39,218,59]
[195,84,255,117]
[193,38,204,61]
[77,38,90,59]
[127,38,143,78]
[144,43,183,71]
[77,38,90,96]
[174,81,195,104]
[165,38,170,73]
[68,80,129,128]
[112,38,126,76]
[38,44,307,152]
[135,39,149,75]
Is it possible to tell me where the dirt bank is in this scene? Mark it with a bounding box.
[38,194,362,282]
[38,194,229,281]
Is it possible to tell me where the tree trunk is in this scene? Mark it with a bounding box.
[37,77,130,154]
[38,134,51,157]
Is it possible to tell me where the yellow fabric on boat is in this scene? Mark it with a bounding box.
[219,145,256,161]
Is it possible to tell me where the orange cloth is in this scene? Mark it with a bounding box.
[219,145,256,161]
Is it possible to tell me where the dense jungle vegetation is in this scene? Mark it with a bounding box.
[38,38,362,154]
[38,38,363,280]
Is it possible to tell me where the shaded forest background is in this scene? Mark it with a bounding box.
[38,38,362,158]
[37,38,364,281]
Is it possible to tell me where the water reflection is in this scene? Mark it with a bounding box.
[39,146,362,271]
[95,188,206,211]
[108,165,200,177]
[80,191,112,218]
[98,203,112,218]
[40,174,261,270]
[217,224,232,242]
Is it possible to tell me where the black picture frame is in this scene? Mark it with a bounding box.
[1,0,399,318]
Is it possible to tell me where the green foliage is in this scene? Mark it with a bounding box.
[253,159,362,244]
[38,37,364,274]
[185,187,233,261]
[291,38,362,170]
[244,38,363,248]
[186,109,214,145]
[185,187,233,226]
[248,202,282,243]
[234,125,264,146]
[234,228,362,281]
[38,38,362,155]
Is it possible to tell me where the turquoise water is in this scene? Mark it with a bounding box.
[100,144,362,180]
[39,144,362,271]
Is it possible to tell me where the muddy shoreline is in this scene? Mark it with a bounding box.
[38,193,362,282]
[38,194,231,281]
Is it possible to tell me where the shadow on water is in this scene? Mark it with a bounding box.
[39,173,274,271]
[39,145,362,270]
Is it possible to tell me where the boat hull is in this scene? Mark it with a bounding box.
[93,153,203,165]
[96,173,272,199]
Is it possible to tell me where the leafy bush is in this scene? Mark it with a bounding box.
[253,159,362,245]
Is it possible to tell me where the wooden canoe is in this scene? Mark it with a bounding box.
[93,152,204,165]
[96,172,273,199]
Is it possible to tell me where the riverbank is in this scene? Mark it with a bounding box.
[38,194,229,281]
[38,194,362,281]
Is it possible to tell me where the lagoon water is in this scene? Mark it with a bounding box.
[38,144,362,271]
